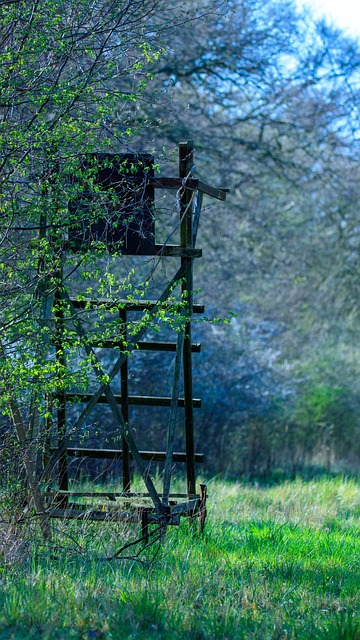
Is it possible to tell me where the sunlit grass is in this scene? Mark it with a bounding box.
[0,476,359,639]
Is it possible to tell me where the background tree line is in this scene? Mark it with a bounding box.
[127,0,360,478]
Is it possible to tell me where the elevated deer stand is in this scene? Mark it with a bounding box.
[43,141,226,540]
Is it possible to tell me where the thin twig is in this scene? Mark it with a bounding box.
[105,525,163,560]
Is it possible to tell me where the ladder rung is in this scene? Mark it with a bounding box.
[44,491,197,499]
[154,244,202,258]
[65,393,202,408]
[69,298,205,313]
[84,340,201,353]
[66,448,204,463]
[45,508,181,524]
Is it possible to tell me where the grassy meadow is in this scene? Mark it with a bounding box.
[0,476,359,639]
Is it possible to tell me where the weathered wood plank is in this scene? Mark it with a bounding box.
[196,180,228,201]
[179,141,196,497]
[154,245,202,258]
[64,393,202,408]
[46,508,180,525]
[69,298,204,313]
[66,448,204,463]
[137,341,201,353]
[44,491,198,499]
[76,340,201,353]
[170,498,201,515]
[124,176,228,201]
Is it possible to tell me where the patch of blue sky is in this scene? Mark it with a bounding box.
[299,0,360,38]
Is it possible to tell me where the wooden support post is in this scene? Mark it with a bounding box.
[179,140,196,497]
[198,483,207,532]
[120,308,131,492]
[192,191,203,247]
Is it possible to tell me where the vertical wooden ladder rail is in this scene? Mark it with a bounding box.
[120,308,131,492]
[179,141,196,498]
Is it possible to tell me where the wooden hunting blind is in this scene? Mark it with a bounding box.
[67,153,156,255]
[43,141,227,537]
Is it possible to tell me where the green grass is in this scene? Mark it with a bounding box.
[0,476,359,639]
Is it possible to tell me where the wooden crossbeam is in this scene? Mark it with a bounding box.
[154,245,202,258]
[66,448,204,462]
[170,498,201,515]
[69,298,204,313]
[119,176,227,201]
[133,340,201,352]
[45,508,181,524]
[55,340,200,354]
[46,495,204,522]
[44,491,198,499]
[64,393,201,408]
